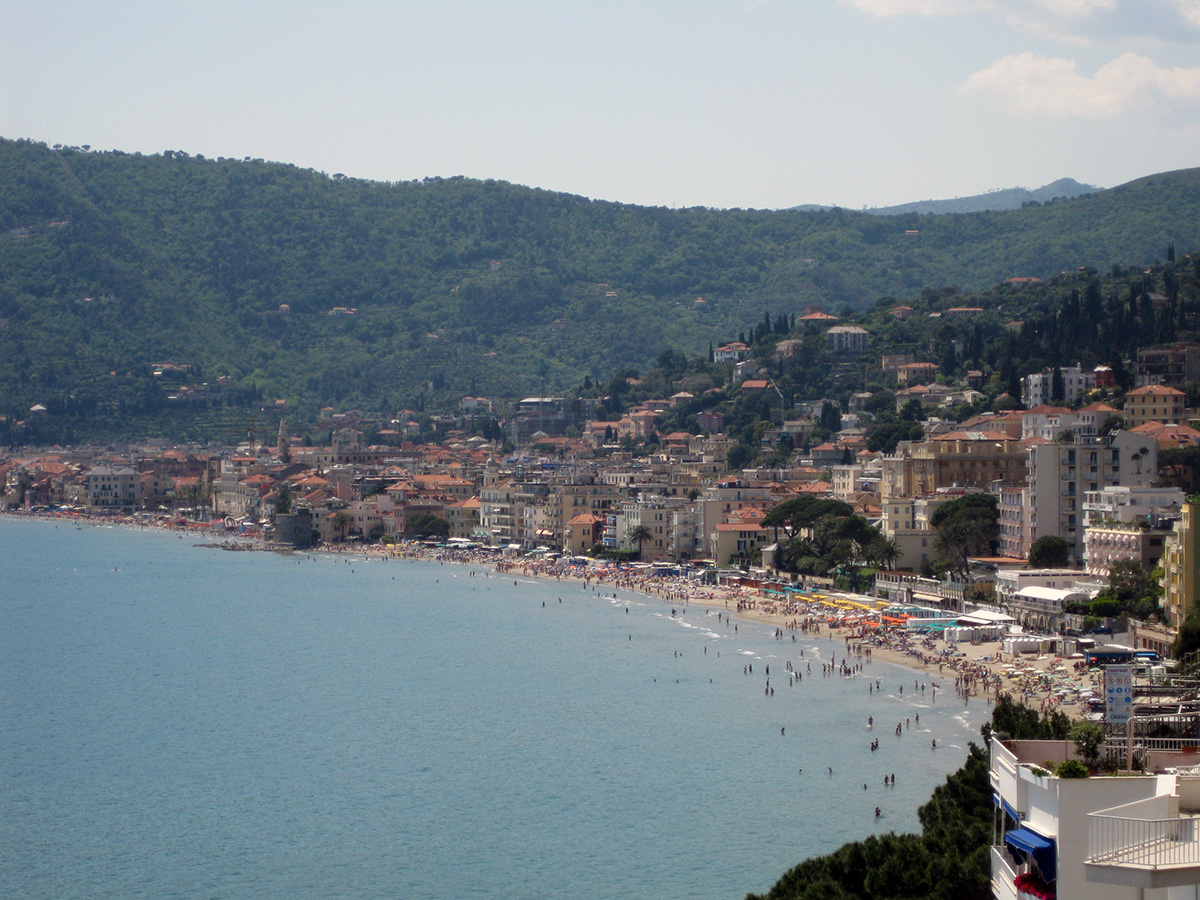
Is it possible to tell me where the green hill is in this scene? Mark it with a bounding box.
[0,137,1198,440]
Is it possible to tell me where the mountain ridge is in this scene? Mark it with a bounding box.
[790,177,1101,215]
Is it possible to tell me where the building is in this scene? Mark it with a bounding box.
[880,433,1027,500]
[1007,585,1090,631]
[1136,342,1200,386]
[993,568,1086,610]
[84,464,143,513]
[1019,405,1079,442]
[712,342,751,364]
[879,495,945,571]
[711,521,766,567]
[1083,523,1171,580]
[992,739,1200,900]
[1000,432,1157,563]
[565,513,605,555]
[825,325,869,355]
[1082,485,1184,529]
[1123,384,1186,428]
[479,479,522,545]
[1161,498,1200,626]
[1021,365,1095,408]
[896,362,938,385]
[696,409,726,434]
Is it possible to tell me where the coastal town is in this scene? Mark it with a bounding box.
[5,333,1200,644]
[11,334,1200,900]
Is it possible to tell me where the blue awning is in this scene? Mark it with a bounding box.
[992,791,1021,823]
[1005,826,1056,882]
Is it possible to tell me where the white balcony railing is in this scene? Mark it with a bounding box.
[1088,813,1200,869]
[990,846,1021,900]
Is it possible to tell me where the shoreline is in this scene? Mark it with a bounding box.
[3,509,1092,716]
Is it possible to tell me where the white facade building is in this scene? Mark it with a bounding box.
[1002,432,1157,563]
[992,739,1200,900]
[1022,365,1096,408]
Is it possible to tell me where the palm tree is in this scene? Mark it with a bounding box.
[1132,446,1151,476]
[333,510,351,542]
[868,536,900,571]
[627,524,653,560]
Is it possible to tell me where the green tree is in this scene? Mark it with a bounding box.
[761,497,854,541]
[1171,613,1200,659]
[274,481,293,517]
[1051,366,1065,402]
[333,510,351,542]
[748,744,993,900]
[1091,559,1162,621]
[1055,759,1089,778]
[1071,722,1106,769]
[407,512,450,539]
[931,494,999,582]
[626,524,653,560]
[1028,535,1070,568]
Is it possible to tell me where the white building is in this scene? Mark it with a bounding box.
[992,738,1200,900]
[1082,486,1185,529]
[998,432,1157,563]
[84,464,143,513]
[1008,585,1090,631]
[1022,365,1096,408]
[994,568,1086,609]
[826,325,870,355]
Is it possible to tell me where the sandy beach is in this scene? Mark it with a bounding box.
[407,542,1095,718]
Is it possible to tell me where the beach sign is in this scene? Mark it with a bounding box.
[1105,664,1134,725]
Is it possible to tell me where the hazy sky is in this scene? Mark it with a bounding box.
[3,1,1198,210]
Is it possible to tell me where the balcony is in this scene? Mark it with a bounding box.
[1086,799,1200,889]
[990,846,1021,900]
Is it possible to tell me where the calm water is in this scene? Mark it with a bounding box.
[1,517,987,899]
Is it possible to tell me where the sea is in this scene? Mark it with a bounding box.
[1,516,989,900]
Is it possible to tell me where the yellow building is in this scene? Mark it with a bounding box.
[565,513,605,556]
[1124,384,1185,428]
[1162,498,1200,626]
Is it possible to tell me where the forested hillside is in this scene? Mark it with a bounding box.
[1,137,1198,440]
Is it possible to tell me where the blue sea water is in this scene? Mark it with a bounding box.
[1,517,988,899]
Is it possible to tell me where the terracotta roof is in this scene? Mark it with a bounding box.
[1022,404,1073,415]
[1128,384,1185,396]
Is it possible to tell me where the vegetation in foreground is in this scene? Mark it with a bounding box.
[746,699,1067,900]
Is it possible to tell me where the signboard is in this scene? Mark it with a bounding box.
[1105,664,1134,724]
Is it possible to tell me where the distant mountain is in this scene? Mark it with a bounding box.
[790,178,1101,216]
[867,178,1101,215]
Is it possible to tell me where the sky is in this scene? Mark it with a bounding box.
[2,0,1199,210]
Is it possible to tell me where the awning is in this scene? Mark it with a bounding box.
[1004,826,1056,882]
[993,792,1021,823]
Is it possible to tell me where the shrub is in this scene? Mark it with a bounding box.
[1056,759,1089,778]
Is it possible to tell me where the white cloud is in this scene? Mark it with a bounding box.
[841,0,1200,43]
[959,51,1200,116]
[1179,0,1200,26]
